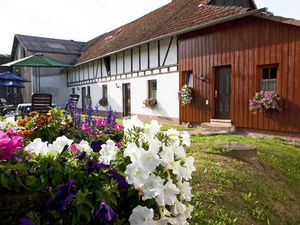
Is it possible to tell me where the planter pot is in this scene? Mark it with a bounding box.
[0,192,47,224]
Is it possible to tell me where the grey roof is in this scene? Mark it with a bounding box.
[13,34,85,56]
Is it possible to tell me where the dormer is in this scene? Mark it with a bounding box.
[209,0,257,9]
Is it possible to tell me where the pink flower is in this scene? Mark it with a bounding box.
[114,124,124,130]
[0,129,23,160]
[95,118,106,127]
[70,144,78,154]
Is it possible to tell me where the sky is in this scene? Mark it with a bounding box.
[0,0,299,55]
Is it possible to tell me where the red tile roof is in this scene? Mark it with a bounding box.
[76,0,250,64]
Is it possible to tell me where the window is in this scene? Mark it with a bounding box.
[102,85,107,98]
[261,65,277,91]
[185,71,193,87]
[148,80,157,98]
[104,57,111,75]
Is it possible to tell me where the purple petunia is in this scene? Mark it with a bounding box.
[47,180,76,212]
[95,201,117,225]
[86,160,110,173]
[76,151,86,160]
[19,218,36,225]
[91,140,106,152]
[108,169,128,192]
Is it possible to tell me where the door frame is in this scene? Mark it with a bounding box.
[213,65,232,119]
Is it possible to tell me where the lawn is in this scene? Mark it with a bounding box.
[188,134,300,225]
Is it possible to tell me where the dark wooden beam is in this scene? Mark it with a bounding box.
[162,37,174,66]
[158,40,160,67]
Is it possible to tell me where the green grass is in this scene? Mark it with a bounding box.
[189,134,300,225]
[116,119,194,131]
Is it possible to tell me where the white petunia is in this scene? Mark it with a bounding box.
[129,206,155,225]
[145,120,161,134]
[25,138,48,154]
[173,145,186,158]
[124,142,139,163]
[178,181,192,201]
[125,163,150,187]
[48,136,73,154]
[156,179,180,206]
[77,140,93,154]
[142,174,164,200]
[181,131,191,146]
[165,128,180,143]
[99,139,118,165]
[184,204,194,219]
[149,139,162,154]
[179,156,195,180]
[123,115,144,132]
[171,200,186,216]
[160,144,174,166]
[168,160,184,177]
[139,148,161,173]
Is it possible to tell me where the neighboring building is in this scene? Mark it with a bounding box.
[8,0,300,133]
[0,54,11,98]
[10,34,84,105]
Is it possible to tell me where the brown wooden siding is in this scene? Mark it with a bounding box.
[179,16,300,133]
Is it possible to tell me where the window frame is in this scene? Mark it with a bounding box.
[102,85,107,98]
[148,79,157,99]
[259,64,278,92]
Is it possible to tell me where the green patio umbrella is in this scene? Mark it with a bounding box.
[1,53,70,92]
[2,54,70,67]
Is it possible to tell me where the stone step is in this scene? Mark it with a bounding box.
[210,119,232,124]
[199,130,230,136]
[200,122,236,134]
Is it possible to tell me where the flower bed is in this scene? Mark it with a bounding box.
[0,103,194,224]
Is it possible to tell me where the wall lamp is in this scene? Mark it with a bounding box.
[115,83,120,88]
[199,73,206,81]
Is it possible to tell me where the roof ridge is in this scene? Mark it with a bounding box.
[15,34,85,44]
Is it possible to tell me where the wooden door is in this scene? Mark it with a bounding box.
[122,83,131,116]
[215,67,231,119]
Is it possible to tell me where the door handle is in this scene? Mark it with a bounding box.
[215,90,218,98]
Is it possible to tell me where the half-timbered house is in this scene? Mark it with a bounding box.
[9,0,300,133]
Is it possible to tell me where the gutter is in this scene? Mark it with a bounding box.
[73,7,267,67]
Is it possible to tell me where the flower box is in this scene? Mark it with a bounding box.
[249,91,281,114]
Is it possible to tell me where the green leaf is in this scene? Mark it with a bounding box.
[1,173,12,190]
[25,175,37,187]
[52,173,63,186]
[25,121,32,129]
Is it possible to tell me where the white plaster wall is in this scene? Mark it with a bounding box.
[67,71,179,119]
[117,52,123,74]
[124,50,131,73]
[40,75,68,107]
[140,45,148,70]
[102,59,108,77]
[129,72,179,118]
[132,47,139,71]
[165,36,177,65]
[149,41,158,68]
[111,54,117,75]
